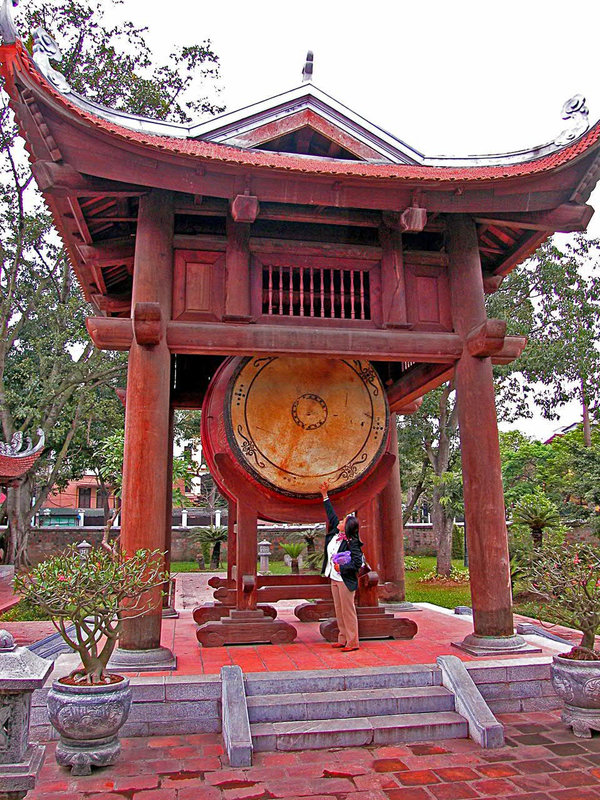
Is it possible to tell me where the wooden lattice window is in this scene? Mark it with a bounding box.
[260,262,372,320]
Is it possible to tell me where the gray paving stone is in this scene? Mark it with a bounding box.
[165,673,221,700]
[128,698,219,723]
[272,717,374,750]
[368,711,468,744]
[478,681,542,700]
[130,676,166,702]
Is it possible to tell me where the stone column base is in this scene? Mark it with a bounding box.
[452,632,541,657]
[0,743,44,800]
[107,645,176,672]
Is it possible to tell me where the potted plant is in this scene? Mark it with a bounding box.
[14,544,167,774]
[526,540,600,738]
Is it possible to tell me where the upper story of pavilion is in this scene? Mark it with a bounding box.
[2,11,600,408]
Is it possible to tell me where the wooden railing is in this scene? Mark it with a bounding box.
[261,263,372,320]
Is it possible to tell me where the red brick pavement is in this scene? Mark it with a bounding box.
[28,711,600,799]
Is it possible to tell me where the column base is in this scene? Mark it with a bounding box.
[162,606,179,619]
[452,632,541,657]
[107,645,176,672]
[0,743,44,799]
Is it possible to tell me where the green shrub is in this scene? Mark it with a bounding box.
[404,556,420,571]
[451,524,464,559]
[418,565,470,584]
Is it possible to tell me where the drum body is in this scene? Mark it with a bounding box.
[202,356,393,522]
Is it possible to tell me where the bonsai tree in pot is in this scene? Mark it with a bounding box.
[14,544,167,774]
[526,540,600,737]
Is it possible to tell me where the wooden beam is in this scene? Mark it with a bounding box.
[466,318,506,357]
[387,363,455,410]
[67,197,93,245]
[475,203,594,233]
[30,160,147,197]
[78,237,135,264]
[87,318,464,361]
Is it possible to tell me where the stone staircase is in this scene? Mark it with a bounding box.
[244,666,469,751]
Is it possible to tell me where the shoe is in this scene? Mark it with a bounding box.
[341,646,359,652]
[331,643,346,649]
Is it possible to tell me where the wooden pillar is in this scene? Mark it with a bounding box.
[379,226,408,327]
[235,503,257,610]
[446,214,514,640]
[357,498,383,577]
[162,403,176,615]
[227,500,237,583]
[224,214,251,320]
[117,189,175,664]
[379,415,406,600]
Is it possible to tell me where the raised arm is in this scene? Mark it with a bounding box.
[319,480,339,534]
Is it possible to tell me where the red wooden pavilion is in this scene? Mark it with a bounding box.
[2,11,600,668]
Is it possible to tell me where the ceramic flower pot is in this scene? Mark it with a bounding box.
[551,654,600,738]
[46,675,132,775]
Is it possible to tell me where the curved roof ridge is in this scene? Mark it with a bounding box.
[3,38,600,186]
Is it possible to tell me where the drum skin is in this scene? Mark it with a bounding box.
[201,356,394,523]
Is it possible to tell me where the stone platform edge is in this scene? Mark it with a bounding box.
[29,654,560,743]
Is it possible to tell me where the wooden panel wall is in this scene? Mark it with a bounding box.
[172,249,225,320]
[404,262,452,331]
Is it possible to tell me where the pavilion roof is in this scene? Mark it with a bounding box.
[1,28,600,312]
[0,430,44,484]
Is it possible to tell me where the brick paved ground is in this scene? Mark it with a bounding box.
[28,710,600,799]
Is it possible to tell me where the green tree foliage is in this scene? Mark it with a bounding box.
[489,234,600,426]
[397,384,462,577]
[0,1,222,566]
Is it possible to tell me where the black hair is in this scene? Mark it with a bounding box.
[345,515,359,539]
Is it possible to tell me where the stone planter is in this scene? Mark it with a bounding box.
[47,675,132,775]
[551,654,600,738]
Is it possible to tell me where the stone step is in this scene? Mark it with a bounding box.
[247,685,455,723]
[244,665,441,696]
[251,710,468,751]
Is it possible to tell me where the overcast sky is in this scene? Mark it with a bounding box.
[103,1,600,436]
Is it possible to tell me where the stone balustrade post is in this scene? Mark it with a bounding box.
[0,631,53,800]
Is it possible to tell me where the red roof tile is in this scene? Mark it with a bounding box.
[4,42,600,186]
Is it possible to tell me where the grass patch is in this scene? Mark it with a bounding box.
[404,556,472,609]
[0,599,52,622]
[169,560,320,575]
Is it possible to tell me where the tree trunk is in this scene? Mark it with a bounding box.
[531,527,543,548]
[432,484,454,576]
[210,541,221,570]
[5,477,34,568]
[291,558,299,575]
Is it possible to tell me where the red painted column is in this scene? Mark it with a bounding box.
[236,503,258,610]
[379,415,406,600]
[227,500,237,584]
[117,190,175,662]
[446,215,514,639]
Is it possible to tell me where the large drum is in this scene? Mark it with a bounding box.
[202,356,392,521]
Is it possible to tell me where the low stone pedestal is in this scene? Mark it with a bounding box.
[0,630,53,800]
[452,633,540,657]
[107,645,176,672]
[196,610,297,647]
[319,608,418,642]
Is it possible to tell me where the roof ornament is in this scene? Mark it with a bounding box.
[32,26,72,94]
[554,94,589,146]
[302,50,314,83]
[0,428,45,458]
[0,0,19,45]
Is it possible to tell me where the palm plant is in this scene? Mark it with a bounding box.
[280,542,305,575]
[188,525,228,570]
[512,490,561,548]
